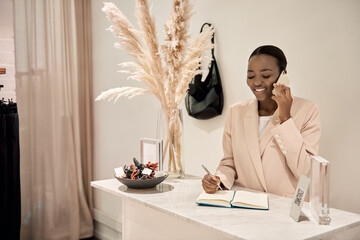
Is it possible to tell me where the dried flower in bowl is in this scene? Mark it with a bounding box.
[114,158,168,189]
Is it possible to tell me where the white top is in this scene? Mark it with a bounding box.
[259,115,273,138]
[91,178,360,240]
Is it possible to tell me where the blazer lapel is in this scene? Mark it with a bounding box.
[259,109,280,156]
[244,99,267,191]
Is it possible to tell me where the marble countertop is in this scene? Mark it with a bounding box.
[91,176,360,240]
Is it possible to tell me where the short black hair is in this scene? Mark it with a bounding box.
[249,45,287,73]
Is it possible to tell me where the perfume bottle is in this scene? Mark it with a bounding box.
[310,156,331,225]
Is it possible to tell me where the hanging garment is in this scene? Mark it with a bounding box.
[0,101,21,240]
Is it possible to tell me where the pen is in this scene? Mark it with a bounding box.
[202,165,223,190]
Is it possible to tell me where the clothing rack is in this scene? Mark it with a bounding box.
[0,67,21,239]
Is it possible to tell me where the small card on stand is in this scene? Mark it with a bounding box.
[140,138,163,170]
[290,175,310,222]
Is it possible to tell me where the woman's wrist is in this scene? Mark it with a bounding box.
[279,115,290,123]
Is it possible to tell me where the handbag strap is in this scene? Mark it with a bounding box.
[200,23,215,56]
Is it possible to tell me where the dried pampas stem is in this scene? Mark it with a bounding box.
[162,0,193,109]
[135,0,167,108]
[95,87,150,102]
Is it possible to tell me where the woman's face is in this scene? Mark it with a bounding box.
[247,54,280,102]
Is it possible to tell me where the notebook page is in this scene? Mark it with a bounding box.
[232,190,268,208]
[196,190,235,207]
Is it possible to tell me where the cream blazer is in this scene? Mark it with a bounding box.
[215,97,321,198]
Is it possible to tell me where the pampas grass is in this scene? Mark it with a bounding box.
[97,0,214,108]
[97,0,214,176]
[95,87,150,102]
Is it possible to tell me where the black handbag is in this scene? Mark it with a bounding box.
[185,23,224,120]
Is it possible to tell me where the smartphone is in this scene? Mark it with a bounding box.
[272,71,290,96]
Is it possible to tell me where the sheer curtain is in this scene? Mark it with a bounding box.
[14,0,94,239]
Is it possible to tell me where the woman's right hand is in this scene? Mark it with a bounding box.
[202,174,221,193]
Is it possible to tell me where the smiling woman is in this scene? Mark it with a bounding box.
[247,46,292,123]
[202,45,321,199]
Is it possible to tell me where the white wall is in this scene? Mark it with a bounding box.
[0,0,16,100]
[92,0,360,214]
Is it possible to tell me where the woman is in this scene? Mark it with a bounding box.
[202,45,321,198]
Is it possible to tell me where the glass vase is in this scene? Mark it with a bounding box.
[156,108,184,178]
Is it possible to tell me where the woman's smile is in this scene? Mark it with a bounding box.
[254,87,266,94]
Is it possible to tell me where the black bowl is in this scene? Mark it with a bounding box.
[114,171,169,189]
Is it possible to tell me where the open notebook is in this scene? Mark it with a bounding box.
[196,190,269,210]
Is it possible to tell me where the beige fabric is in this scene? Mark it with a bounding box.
[216,97,321,198]
[14,0,93,239]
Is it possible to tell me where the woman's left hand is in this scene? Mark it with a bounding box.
[272,84,293,123]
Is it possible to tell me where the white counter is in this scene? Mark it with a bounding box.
[91,177,360,240]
